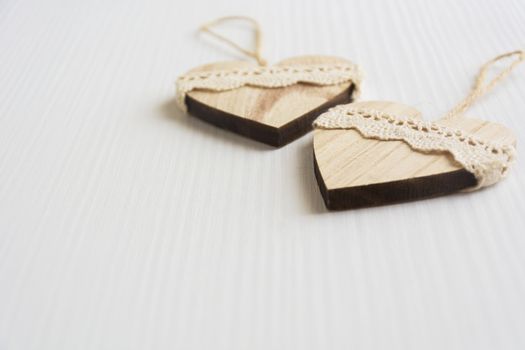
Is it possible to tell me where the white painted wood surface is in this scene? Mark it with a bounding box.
[1,0,524,349]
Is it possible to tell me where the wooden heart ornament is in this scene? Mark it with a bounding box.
[176,55,361,147]
[313,101,516,210]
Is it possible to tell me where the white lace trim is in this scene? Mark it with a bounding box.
[176,63,363,111]
[313,106,516,189]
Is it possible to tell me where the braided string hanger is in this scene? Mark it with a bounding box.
[441,50,525,120]
[199,16,268,66]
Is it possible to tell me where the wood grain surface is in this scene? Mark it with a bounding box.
[313,101,515,209]
[186,56,355,146]
[1,0,525,349]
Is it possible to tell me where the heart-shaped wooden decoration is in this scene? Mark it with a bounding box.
[179,56,359,147]
[313,101,516,210]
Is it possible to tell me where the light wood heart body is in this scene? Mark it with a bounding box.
[313,101,516,210]
[185,56,356,147]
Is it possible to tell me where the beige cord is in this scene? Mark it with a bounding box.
[441,50,525,120]
[199,16,268,66]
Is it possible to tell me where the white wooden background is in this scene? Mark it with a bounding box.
[1,0,524,349]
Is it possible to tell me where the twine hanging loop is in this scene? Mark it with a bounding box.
[441,50,525,120]
[199,16,268,66]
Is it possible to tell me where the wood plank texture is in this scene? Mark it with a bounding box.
[1,0,525,349]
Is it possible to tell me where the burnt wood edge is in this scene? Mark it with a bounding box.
[185,84,355,148]
[313,151,478,210]
[276,84,355,147]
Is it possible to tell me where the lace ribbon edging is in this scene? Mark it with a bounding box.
[313,106,516,189]
[175,63,363,111]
